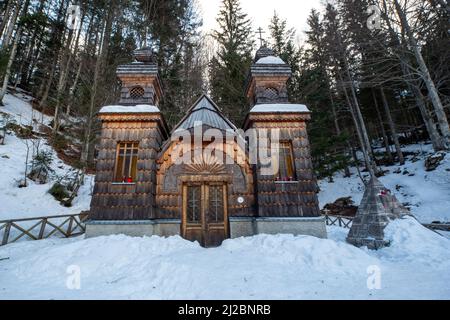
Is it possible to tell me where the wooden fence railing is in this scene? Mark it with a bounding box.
[422,223,450,232]
[0,213,447,247]
[324,214,450,233]
[0,213,89,246]
[323,214,354,229]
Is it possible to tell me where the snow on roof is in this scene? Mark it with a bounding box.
[99,105,160,114]
[250,104,310,113]
[256,55,286,65]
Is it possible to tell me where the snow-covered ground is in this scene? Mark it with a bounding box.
[0,93,93,220]
[2,91,52,125]
[318,144,450,224]
[0,216,448,300]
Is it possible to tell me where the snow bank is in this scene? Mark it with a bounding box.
[250,104,310,113]
[99,105,160,114]
[379,216,450,264]
[256,56,286,65]
[1,218,449,299]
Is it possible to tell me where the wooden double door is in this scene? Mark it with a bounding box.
[182,183,228,247]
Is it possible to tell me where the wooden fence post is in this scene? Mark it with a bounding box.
[38,218,47,239]
[2,222,11,246]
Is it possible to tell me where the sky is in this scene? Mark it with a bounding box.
[196,0,323,43]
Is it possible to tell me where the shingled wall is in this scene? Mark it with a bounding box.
[89,113,167,220]
[245,113,321,218]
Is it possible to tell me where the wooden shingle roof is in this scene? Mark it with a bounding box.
[116,47,158,75]
[116,62,158,75]
[172,94,238,133]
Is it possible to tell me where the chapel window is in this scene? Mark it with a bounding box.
[264,87,279,100]
[115,142,139,183]
[277,141,297,182]
[187,186,201,223]
[208,185,224,223]
[129,86,145,100]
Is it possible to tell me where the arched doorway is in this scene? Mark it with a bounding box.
[182,181,228,247]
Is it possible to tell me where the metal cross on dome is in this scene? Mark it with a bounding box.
[257,27,266,47]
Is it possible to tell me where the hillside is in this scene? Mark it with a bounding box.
[0,92,93,220]
[318,144,450,224]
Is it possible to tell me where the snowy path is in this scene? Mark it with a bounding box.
[0,217,449,300]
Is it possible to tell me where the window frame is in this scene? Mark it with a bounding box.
[276,140,297,182]
[129,86,145,100]
[113,142,139,184]
[208,184,224,223]
[264,87,279,100]
[186,184,202,224]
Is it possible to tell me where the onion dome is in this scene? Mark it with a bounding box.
[133,47,155,64]
[254,46,276,62]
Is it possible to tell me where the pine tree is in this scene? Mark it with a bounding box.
[298,9,350,179]
[268,11,301,102]
[338,0,405,164]
[377,0,449,151]
[392,0,449,148]
[210,0,254,125]
[140,0,204,127]
[0,0,31,105]
[322,3,379,177]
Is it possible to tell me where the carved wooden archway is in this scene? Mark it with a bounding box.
[155,138,255,225]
